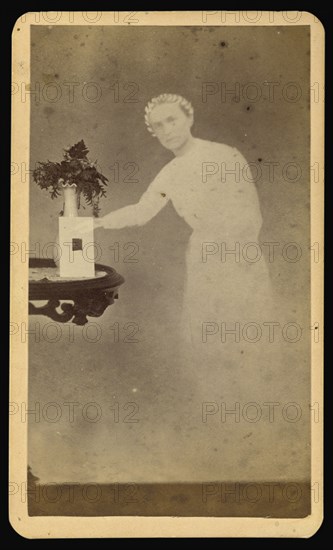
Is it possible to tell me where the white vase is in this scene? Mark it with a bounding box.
[62,183,79,217]
[53,183,79,268]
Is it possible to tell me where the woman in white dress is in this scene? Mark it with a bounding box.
[96,94,274,389]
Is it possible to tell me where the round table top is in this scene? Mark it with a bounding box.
[29,266,107,283]
[29,258,125,298]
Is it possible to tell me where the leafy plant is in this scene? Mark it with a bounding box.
[33,140,108,217]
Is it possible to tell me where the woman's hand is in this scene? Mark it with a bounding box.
[94,214,115,229]
[94,217,105,229]
[94,211,128,229]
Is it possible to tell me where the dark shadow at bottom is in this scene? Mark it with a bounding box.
[28,470,311,518]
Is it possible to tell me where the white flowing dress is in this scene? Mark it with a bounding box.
[103,138,274,387]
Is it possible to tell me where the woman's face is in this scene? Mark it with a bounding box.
[148,102,193,152]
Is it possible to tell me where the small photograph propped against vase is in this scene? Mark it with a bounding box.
[33,140,108,278]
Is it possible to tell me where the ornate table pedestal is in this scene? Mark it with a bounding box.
[29,259,125,325]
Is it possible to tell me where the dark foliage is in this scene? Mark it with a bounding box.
[33,140,108,217]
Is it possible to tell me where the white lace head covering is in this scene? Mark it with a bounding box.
[144,94,194,136]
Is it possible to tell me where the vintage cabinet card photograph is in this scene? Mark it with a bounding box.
[10,11,324,538]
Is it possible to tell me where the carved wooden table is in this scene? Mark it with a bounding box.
[29,258,125,325]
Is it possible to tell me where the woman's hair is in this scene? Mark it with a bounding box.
[144,93,194,136]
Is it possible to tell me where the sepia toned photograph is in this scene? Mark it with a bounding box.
[10,11,323,538]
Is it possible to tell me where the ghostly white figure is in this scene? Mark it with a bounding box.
[97,94,274,383]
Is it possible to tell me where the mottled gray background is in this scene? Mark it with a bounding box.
[29,26,311,486]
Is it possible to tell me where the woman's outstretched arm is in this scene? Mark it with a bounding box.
[95,172,170,229]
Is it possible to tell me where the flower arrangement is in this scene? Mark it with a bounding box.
[32,140,108,217]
